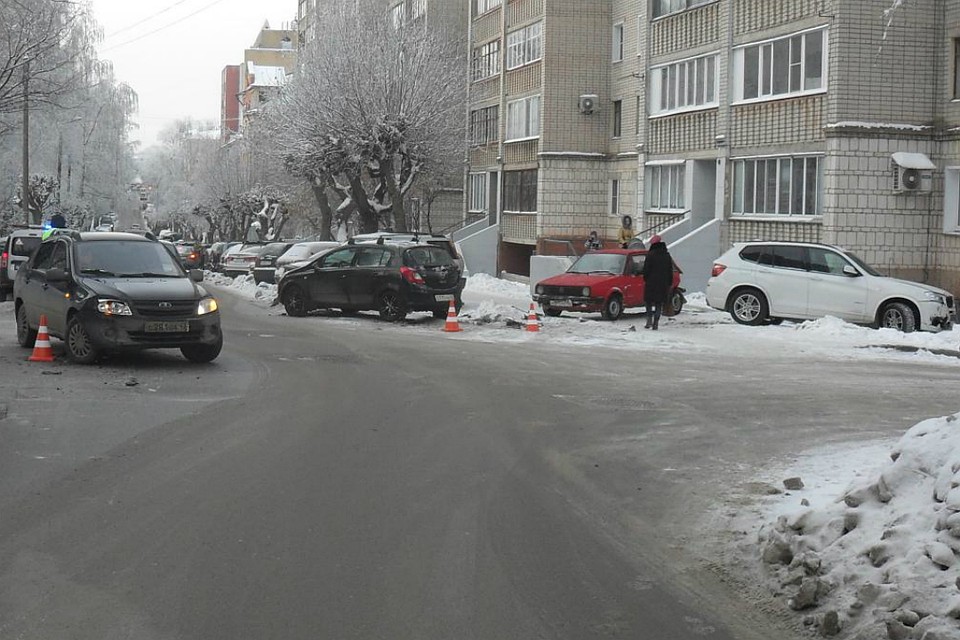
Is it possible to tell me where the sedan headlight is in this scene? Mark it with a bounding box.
[922,290,946,304]
[97,299,132,316]
[197,297,219,315]
[535,284,544,294]
[582,287,591,297]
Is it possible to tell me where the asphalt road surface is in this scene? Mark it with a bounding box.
[1,293,958,639]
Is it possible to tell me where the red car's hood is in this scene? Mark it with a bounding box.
[539,272,619,287]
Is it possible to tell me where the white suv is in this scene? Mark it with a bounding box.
[706,241,955,333]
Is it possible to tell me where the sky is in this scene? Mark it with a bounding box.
[89,0,295,149]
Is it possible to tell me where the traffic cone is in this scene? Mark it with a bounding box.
[442,299,462,333]
[526,302,540,333]
[28,315,55,362]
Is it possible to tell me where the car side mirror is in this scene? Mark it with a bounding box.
[842,265,860,277]
[189,269,204,282]
[46,268,68,283]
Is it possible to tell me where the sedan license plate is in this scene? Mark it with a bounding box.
[434,294,455,302]
[144,321,190,333]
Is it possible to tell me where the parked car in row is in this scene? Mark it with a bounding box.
[706,241,955,333]
[351,232,467,286]
[277,239,463,321]
[1,227,43,302]
[174,242,203,269]
[274,241,342,282]
[206,242,239,272]
[221,243,269,277]
[533,248,683,320]
[14,230,222,363]
[251,242,294,284]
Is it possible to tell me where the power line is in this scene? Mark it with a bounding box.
[104,0,195,39]
[101,0,229,53]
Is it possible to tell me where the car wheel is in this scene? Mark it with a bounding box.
[542,303,562,318]
[181,334,223,363]
[65,315,99,364]
[669,290,684,315]
[16,305,36,348]
[878,301,917,333]
[729,288,768,326]
[601,294,623,321]
[282,286,308,317]
[378,290,407,322]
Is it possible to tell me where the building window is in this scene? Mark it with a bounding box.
[954,39,960,100]
[612,23,624,62]
[610,179,621,215]
[471,40,500,82]
[653,0,713,19]
[469,173,488,212]
[475,0,501,15]
[734,28,827,102]
[732,155,823,216]
[650,53,718,116]
[505,95,540,141]
[645,163,685,211]
[612,99,622,138]
[944,168,960,232]
[469,105,499,145]
[506,22,542,70]
[503,169,538,212]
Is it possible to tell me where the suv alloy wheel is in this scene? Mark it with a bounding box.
[65,315,100,364]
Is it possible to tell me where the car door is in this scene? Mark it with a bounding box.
[306,247,357,307]
[622,254,646,308]
[20,242,57,329]
[806,246,870,322]
[754,245,810,318]
[346,247,392,308]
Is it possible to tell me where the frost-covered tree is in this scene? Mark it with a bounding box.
[262,0,466,237]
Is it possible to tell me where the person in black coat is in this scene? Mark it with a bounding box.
[641,235,673,330]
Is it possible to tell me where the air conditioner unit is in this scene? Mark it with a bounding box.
[578,94,598,115]
[892,164,933,192]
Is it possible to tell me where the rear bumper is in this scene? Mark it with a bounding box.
[79,307,222,350]
[252,267,276,284]
[405,284,463,311]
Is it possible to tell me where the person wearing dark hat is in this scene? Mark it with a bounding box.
[641,235,673,330]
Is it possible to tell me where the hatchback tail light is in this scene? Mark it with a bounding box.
[0,251,7,270]
[711,263,727,277]
[400,266,425,285]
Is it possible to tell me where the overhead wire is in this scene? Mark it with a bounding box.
[104,0,195,38]
[101,0,229,53]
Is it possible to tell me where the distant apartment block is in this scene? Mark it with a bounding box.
[240,21,298,131]
[220,64,242,142]
[464,0,960,294]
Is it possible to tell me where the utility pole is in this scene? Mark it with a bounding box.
[21,62,30,224]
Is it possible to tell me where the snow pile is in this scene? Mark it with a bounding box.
[205,272,277,304]
[757,414,960,639]
[463,272,529,298]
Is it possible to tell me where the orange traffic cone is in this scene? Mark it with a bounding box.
[28,314,55,362]
[442,299,462,333]
[526,302,540,333]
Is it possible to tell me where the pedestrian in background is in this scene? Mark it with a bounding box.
[584,230,602,252]
[641,235,673,330]
[617,215,635,248]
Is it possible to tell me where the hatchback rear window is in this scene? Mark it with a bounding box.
[404,246,455,267]
[11,236,40,256]
[426,240,457,258]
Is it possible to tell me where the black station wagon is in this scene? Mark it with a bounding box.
[277,240,463,321]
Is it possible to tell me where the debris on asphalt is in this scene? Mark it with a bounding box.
[783,477,805,490]
[124,378,139,387]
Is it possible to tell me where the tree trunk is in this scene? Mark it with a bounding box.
[348,174,378,233]
[310,181,335,241]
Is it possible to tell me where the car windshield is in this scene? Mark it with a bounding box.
[261,243,289,256]
[842,250,883,277]
[75,241,185,278]
[568,253,626,275]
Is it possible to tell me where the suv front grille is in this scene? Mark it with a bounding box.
[133,300,197,318]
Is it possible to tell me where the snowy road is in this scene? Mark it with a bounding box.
[1,281,959,639]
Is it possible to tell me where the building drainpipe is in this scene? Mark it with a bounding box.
[463,3,474,231]
[496,1,508,276]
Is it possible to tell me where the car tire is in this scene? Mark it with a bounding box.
[16,305,36,348]
[878,301,917,333]
[378,290,407,322]
[542,303,562,318]
[282,286,308,317]
[668,290,684,316]
[601,294,623,321]
[65,315,99,364]
[181,335,223,363]
[729,288,769,326]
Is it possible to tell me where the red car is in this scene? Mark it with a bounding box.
[533,248,683,320]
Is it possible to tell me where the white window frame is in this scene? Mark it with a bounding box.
[610,179,621,215]
[469,105,498,145]
[645,161,686,212]
[475,0,501,16]
[732,27,828,104]
[944,167,960,233]
[653,0,715,19]
[506,22,543,70]
[649,52,719,117]
[505,94,541,142]
[612,22,624,62]
[471,40,501,82]
[730,153,824,217]
[469,173,488,213]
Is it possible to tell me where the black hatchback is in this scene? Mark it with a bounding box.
[277,241,463,321]
[13,231,223,363]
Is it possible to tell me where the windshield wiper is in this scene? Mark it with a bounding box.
[79,268,119,277]
[586,270,616,275]
[117,272,178,278]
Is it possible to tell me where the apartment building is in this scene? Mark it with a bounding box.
[464,0,960,293]
[220,64,243,142]
[240,22,298,130]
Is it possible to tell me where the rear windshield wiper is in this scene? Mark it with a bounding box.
[79,268,119,277]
